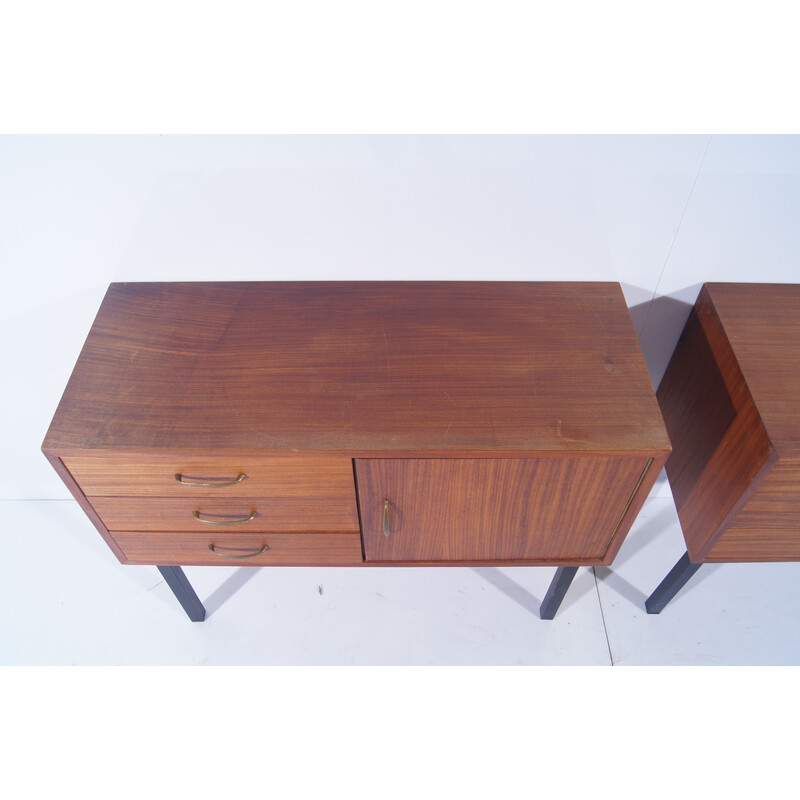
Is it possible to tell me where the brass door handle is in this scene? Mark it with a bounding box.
[383,499,391,537]
[175,472,247,487]
[193,509,257,525]
[208,544,270,559]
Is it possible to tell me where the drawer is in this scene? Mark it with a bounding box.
[62,454,356,499]
[113,531,364,566]
[89,496,360,533]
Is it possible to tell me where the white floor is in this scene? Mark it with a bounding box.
[3,494,799,665]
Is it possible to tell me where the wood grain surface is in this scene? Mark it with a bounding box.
[43,453,127,562]
[89,495,359,533]
[61,454,357,497]
[722,460,800,530]
[43,282,669,455]
[356,456,652,564]
[703,458,800,561]
[706,283,800,454]
[703,528,800,562]
[113,531,364,566]
[43,281,670,569]
[659,283,800,562]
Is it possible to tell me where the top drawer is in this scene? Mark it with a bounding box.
[62,454,357,499]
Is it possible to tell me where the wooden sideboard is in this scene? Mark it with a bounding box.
[43,282,670,621]
[647,283,800,612]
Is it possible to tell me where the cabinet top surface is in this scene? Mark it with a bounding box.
[44,281,669,454]
[704,282,800,452]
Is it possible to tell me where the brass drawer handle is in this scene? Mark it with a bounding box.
[175,472,247,488]
[383,499,390,537]
[208,543,270,559]
[193,509,257,525]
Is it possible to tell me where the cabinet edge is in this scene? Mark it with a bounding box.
[41,448,128,564]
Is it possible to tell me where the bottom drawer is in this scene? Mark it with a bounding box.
[113,531,364,566]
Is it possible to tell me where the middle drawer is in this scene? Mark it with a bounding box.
[90,496,360,533]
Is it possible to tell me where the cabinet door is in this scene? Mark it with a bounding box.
[355,458,651,563]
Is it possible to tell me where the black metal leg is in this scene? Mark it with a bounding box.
[157,566,206,621]
[645,551,702,614]
[540,566,579,620]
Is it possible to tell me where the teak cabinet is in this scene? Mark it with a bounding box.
[43,282,670,620]
[647,283,800,613]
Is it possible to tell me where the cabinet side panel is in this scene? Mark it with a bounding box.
[658,290,774,560]
[599,452,666,564]
[657,307,738,499]
[703,528,800,562]
[726,460,800,530]
[705,460,800,560]
[356,457,649,563]
[41,451,128,563]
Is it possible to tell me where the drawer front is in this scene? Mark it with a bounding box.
[113,532,364,566]
[62,454,357,499]
[90,496,359,533]
[356,457,652,563]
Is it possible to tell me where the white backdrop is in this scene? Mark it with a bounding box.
[2,134,799,500]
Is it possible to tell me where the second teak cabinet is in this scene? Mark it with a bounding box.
[43,282,670,620]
